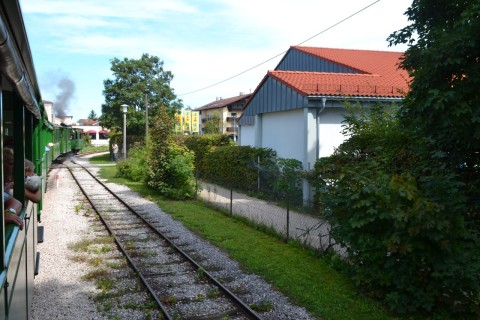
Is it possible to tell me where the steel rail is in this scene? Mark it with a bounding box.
[69,160,263,320]
[66,164,174,320]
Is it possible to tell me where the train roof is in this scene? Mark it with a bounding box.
[0,1,42,118]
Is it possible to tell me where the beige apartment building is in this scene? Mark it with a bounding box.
[194,93,251,140]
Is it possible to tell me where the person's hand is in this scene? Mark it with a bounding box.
[4,212,23,230]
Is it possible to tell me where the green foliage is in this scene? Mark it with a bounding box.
[83,132,92,146]
[181,134,232,174]
[147,106,195,199]
[201,111,223,134]
[311,103,480,318]
[272,158,304,206]
[88,109,98,120]
[99,53,183,135]
[385,2,480,317]
[200,145,303,204]
[203,145,277,190]
[388,0,480,212]
[116,143,149,182]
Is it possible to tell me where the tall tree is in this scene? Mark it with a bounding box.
[99,53,183,136]
[388,0,480,198]
[311,1,480,317]
[147,106,195,199]
[202,111,223,134]
[87,109,97,120]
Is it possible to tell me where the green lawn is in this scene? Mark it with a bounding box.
[97,163,399,320]
[81,145,109,154]
[88,153,113,164]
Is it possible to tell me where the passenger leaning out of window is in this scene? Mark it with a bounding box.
[3,148,23,230]
[24,159,41,203]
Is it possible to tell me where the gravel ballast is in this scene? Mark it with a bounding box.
[32,166,105,320]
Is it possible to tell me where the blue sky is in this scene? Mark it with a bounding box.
[20,0,411,122]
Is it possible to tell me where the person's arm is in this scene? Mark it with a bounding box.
[25,188,41,203]
[5,195,22,212]
[4,196,23,230]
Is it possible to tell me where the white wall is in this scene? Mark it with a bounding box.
[239,124,255,146]
[239,107,347,162]
[318,108,346,158]
[262,109,304,161]
[72,125,110,146]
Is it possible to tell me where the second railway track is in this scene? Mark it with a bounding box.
[66,159,263,320]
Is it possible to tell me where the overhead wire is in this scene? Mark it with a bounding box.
[178,0,381,97]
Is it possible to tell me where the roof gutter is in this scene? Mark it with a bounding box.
[0,14,40,118]
[308,95,404,103]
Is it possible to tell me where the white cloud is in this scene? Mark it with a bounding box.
[21,0,413,119]
[21,0,196,18]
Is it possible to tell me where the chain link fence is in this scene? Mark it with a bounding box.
[197,182,333,252]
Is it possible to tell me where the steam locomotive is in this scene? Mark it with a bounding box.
[0,2,84,318]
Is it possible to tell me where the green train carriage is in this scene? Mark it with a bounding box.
[0,1,69,318]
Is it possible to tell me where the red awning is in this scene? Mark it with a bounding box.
[99,130,108,134]
[87,130,96,134]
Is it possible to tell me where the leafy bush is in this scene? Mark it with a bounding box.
[181,134,232,174]
[202,145,277,191]
[273,158,304,206]
[148,143,195,199]
[116,143,149,181]
[200,145,303,203]
[311,103,480,318]
[146,106,196,199]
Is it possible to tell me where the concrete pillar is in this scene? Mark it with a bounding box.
[303,108,318,206]
[254,114,263,148]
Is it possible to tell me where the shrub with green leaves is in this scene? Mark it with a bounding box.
[154,143,195,199]
[311,103,480,318]
[182,134,232,174]
[203,145,277,191]
[147,106,196,199]
[116,143,149,181]
[273,158,303,206]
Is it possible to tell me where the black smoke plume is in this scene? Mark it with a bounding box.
[41,71,76,117]
[54,77,75,117]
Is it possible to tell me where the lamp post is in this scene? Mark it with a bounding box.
[121,104,128,160]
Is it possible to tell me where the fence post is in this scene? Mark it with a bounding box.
[286,194,290,243]
[195,170,199,196]
[230,188,233,215]
[257,155,260,192]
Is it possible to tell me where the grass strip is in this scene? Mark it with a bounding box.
[98,164,398,320]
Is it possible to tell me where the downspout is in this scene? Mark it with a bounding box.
[316,97,327,159]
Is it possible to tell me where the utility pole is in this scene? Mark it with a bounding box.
[145,93,149,146]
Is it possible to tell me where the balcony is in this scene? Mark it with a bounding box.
[226,126,237,132]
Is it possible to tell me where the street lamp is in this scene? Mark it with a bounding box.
[121,104,128,160]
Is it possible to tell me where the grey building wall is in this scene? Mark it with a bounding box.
[276,49,361,73]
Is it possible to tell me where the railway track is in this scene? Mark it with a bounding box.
[65,159,263,320]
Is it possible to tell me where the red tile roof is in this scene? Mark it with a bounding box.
[272,46,410,98]
[78,118,99,126]
[270,71,408,97]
